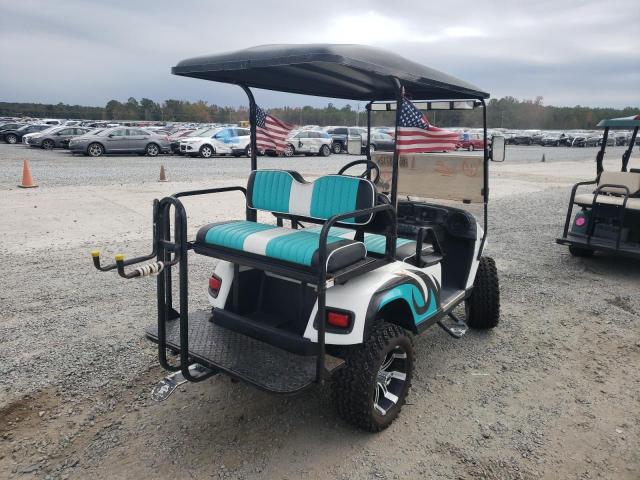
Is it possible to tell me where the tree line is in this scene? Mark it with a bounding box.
[1,96,637,130]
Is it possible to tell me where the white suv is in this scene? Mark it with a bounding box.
[179,127,251,158]
[283,129,332,157]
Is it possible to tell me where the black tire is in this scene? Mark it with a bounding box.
[465,256,500,329]
[145,143,160,157]
[42,139,55,150]
[5,134,18,144]
[319,144,331,157]
[283,144,294,157]
[569,245,594,257]
[332,142,343,154]
[199,144,214,158]
[332,322,414,432]
[87,142,104,157]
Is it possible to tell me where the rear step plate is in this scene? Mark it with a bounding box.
[145,310,344,394]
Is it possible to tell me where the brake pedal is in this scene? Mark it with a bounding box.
[151,363,215,401]
[437,312,468,339]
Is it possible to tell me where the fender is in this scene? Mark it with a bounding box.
[364,269,441,336]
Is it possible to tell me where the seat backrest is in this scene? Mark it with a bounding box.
[247,170,376,224]
[598,171,640,196]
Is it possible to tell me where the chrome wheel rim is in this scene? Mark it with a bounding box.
[43,141,54,150]
[89,144,102,156]
[7,135,17,144]
[284,145,294,157]
[201,146,212,157]
[321,145,329,156]
[332,144,341,154]
[147,144,158,156]
[374,346,407,416]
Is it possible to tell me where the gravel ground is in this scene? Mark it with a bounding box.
[0,143,638,479]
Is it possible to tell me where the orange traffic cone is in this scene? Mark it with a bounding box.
[18,160,38,188]
[158,165,168,182]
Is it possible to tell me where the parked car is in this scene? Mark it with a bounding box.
[68,127,171,157]
[168,128,198,153]
[540,134,566,147]
[324,126,365,154]
[282,129,332,157]
[0,122,24,134]
[457,132,487,151]
[179,127,251,158]
[26,126,91,149]
[1,124,51,144]
[367,132,395,152]
[22,126,58,144]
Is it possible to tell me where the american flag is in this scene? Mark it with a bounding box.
[255,105,295,154]
[396,98,459,153]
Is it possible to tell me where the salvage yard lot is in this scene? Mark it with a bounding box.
[0,143,638,479]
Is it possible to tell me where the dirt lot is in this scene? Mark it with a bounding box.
[0,144,638,479]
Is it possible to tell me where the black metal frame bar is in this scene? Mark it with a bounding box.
[622,126,638,172]
[596,127,609,175]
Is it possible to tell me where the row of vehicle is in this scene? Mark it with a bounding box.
[505,130,638,147]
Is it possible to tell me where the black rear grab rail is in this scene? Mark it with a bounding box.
[561,180,597,237]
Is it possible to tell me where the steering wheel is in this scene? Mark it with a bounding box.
[337,159,381,184]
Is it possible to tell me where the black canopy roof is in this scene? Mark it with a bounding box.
[171,44,489,101]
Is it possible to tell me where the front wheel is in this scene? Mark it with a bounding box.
[332,322,414,432]
[145,143,160,157]
[332,142,343,154]
[87,142,104,157]
[283,144,294,157]
[42,139,55,150]
[319,144,330,157]
[199,145,214,158]
[465,256,500,329]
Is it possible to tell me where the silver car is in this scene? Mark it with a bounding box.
[68,126,171,157]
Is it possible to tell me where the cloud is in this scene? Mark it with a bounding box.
[0,0,638,108]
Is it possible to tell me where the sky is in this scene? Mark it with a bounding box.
[1,0,639,109]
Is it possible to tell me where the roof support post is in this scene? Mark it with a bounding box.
[240,84,258,222]
[622,126,638,172]
[366,102,372,180]
[391,78,403,208]
[477,98,489,259]
[596,127,609,176]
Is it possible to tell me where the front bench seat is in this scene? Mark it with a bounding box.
[196,221,366,272]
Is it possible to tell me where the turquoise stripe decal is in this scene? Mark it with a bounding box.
[251,171,293,213]
[204,221,276,250]
[378,284,438,324]
[265,230,342,266]
[310,176,359,223]
[364,235,413,255]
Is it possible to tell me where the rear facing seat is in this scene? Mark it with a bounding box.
[194,170,378,273]
[575,171,640,211]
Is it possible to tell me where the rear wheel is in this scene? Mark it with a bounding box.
[569,245,594,257]
[465,256,500,329]
[245,145,251,157]
[332,322,414,432]
[42,139,55,150]
[145,143,160,157]
[319,144,331,157]
[469,144,475,151]
[5,134,18,144]
[199,145,214,158]
[87,143,104,157]
[332,142,343,154]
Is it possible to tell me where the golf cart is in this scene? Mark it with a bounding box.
[91,45,505,431]
[557,115,640,258]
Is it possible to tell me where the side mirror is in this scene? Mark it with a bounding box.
[490,135,506,162]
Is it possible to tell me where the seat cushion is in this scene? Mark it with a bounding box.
[598,171,640,195]
[196,221,366,272]
[575,193,640,211]
[247,170,376,224]
[302,225,434,261]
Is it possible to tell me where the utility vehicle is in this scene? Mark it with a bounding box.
[557,114,640,259]
[91,44,505,431]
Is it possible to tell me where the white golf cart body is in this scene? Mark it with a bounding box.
[91,44,502,431]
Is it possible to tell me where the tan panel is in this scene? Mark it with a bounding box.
[373,152,485,203]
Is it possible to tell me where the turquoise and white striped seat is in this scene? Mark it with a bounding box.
[194,171,377,272]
